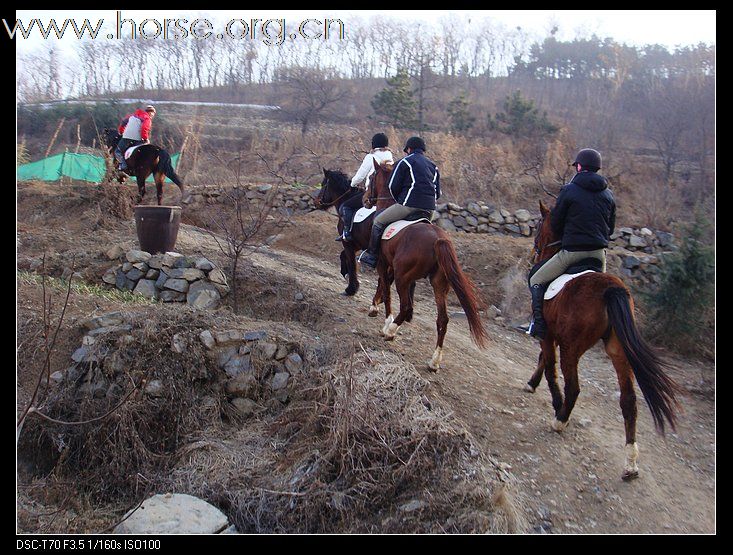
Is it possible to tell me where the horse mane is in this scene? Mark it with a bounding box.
[326,169,351,191]
[380,160,394,171]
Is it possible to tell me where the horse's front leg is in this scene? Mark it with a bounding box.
[379,263,395,336]
[343,245,359,296]
[369,277,382,317]
[155,173,164,206]
[135,174,146,204]
[384,274,412,341]
[525,352,545,393]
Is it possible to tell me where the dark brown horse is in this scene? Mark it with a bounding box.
[314,169,374,297]
[526,199,682,480]
[102,128,184,205]
[369,160,489,369]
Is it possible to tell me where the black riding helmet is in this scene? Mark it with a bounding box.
[572,148,602,171]
[372,133,389,149]
[403,136,426,153]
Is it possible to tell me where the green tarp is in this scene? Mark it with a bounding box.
[17,152,181,184]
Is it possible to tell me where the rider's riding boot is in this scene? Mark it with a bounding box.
[342,208,355,242]
[527,284,548,339]
[359,222,386,269]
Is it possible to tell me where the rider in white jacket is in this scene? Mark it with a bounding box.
[337,133,393,241]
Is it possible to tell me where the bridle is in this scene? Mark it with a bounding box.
[316,176,353,209]
[533,216,562,263]
[366,171,393,207]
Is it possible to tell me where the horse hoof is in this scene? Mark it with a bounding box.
[368,306,378,317]
[342,290,356,297]
[621,469,639,481]
[384,334,396,342]
[551,419,568,433]
[427,361,440,372]
[523,383,536,393]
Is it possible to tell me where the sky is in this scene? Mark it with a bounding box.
[12,10,716,54]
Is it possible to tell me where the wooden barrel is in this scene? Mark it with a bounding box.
[133,206,182,254]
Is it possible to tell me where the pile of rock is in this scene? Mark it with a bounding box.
[198,328,304,416]
[434,203,539,237]
[609,227,674,253]
[102,247,229,309]
[51,312,303,416]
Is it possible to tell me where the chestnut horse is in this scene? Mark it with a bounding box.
[526,199,682,480]
[102,128,184,205]
[368,159,489,370]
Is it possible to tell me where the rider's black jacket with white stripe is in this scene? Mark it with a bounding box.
[387,149,441,210]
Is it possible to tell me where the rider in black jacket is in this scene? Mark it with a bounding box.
[527,148,616,339]
[359,136,441,269]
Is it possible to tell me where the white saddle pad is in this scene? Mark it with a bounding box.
[544,270,596,300]
[382,218,431,240]
[124,144,144,159]
[354,206,376,223]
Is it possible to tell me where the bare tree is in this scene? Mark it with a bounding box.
[274,66,350,135]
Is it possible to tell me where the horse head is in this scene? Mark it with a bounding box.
[101,128,121,149]
[368,159,394,209]
[315,168,350,209]
[533,199,561,264]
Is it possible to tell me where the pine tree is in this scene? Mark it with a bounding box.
[371,69,418,129]
[447,93,476,134]
[643,211,715,356]
[488,90,559,138]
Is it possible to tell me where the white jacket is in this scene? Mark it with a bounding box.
[350,148,394,189]
[122,116,143,140]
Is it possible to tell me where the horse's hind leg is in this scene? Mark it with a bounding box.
[552,345,582,432]
[604,331,640,480]
[525,352,545,392]
[427,270,450,371]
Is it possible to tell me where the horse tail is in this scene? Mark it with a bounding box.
[157,149,184,192]
[604,286,681,433]
[435,238,489,348]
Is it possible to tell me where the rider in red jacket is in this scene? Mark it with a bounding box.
[115,105,156,171]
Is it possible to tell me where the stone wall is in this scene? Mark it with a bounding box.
[180,185,676,286]
[102,247,229,309]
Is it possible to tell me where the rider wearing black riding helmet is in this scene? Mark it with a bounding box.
[336,133,394,242]
[359,136,441,269]
[526,148,616,339]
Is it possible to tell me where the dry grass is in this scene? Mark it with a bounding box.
[17,310,524,533]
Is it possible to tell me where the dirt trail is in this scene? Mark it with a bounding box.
[175,214,715,534]
[16,184,715,533]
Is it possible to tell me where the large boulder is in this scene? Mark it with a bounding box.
[113,493,229,534]
[126,250,151,264]
[133,279,159,300]
[187,281,221,310]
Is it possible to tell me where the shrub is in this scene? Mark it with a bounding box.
[642,210,715,358]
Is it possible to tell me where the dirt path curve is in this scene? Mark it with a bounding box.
[178,222,715,534]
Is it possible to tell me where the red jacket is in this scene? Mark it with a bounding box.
[118,108,152,140]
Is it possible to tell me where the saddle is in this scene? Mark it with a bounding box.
[382,210,433,241]
[544,258,604,300]
[353,206,376,223]
[124,144,145,159]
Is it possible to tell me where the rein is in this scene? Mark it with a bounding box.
[317,187,353,209]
